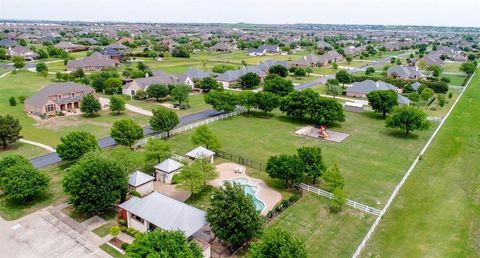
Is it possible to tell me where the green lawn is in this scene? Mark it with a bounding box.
[0,165,67,220]
[93,222,116,237]
[124,93,211,117]
[270,193,376,258]
[0,142,50,159]
[166,110,434,207]
[364,69,480,258]
[442,73,467,86]
[442,62,463,73]
[100,243,126,258]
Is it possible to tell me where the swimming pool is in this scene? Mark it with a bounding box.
[221,177,266,213]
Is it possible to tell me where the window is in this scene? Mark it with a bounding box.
[131,214,144,223]
[57,95,62,99]
[46,104,55,112]
[71,93,75,98]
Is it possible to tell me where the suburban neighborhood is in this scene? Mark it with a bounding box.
[0,1,479,258]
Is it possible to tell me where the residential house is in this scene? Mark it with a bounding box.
[7,46,37,60]
[346,80,399,98]
[186,146,215,164]
[291,54,321,67]
[105,43,129,51]
[100,47,124,62]
[66,52,118,71]
[154,158,184,184]
[317,41,331,50]
[216,66,266,87]
[55,42,88,52]
[0,38,16,48]
[258,60,289,73]
[24,82,94,117]
[411,82,422,91]
[185,67,211,80]
[209,42,233,52]
[128,171,155,196]
[387,65,424,79]
[122,70,194,97]
[119,192,208,236]
[247,45,280,56]
[116,37,134,45]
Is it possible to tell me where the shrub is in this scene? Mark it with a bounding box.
[17,96,26,103]
[118,219,127,227]
[9,96,17,106]
[275,204,283,212]
[121,243,130,250]
[281,199,290,208]
[267,211,274,218]
[129,190,142,197]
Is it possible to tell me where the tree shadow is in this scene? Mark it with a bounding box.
[383,129,421,140]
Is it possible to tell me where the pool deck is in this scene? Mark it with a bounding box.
[210,162,282,215]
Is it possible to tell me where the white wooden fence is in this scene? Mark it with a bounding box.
[135,109,245,147]
[299,183,381,216]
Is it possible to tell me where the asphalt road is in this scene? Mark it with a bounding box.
[30,109,225,168]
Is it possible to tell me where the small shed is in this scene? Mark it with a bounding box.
[344,102,364,112]
[154,158,184,184]
[186,146,215,164]
[128,171,155,196]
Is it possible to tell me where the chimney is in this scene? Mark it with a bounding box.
[145,73,149,78]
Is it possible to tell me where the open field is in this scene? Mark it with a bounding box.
[443,62,463,73]
[364,69,480,257]
[166,110,434,207]
[124,93,212,116]
[270,193,376,257]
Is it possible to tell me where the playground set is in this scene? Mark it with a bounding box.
[294,125,350,143]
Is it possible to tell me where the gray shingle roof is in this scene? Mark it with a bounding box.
[186,67,211,80]
[348,80,398,94]
[154,158,184,173]
[67,52,116,70]
[119,192,207,237]
[387,66,423,78]
[128,171,154,187]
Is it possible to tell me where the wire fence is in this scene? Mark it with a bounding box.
[135,109,245,148]
[216,150,266,171]
[298,183,381,216]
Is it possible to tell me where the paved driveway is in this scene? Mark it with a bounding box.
[0,210,109,258]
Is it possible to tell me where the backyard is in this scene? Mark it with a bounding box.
[363,69,480,257]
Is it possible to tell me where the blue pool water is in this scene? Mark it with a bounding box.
[225,177,265,212]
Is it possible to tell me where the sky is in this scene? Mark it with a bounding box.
[1,0,479,27]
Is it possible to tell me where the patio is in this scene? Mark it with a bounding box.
[210,162,281,215]
[153,181,191,202]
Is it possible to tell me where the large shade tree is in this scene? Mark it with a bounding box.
[1,160,48,202]
[110,119,144,148]
[126,230,202,258]
[266,154,304,187]
[385,106,429,135]
[62,152,127,214]
[204,90,238,112]
[262,74,294,96]
[249,227,308,258]
[144,139,171,163]
[191,125,221,151]
[149,107,179,137]
[297,146,326,184]
[207,183,263,248]
[80,94,101,117]
[0,115,22,149]
[367,90,398,118]
[56,131,99,161]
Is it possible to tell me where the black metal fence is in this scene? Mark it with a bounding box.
[216,150,266,171]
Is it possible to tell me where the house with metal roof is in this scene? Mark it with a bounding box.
[119,192,208,236]
[154,158,184,184]
[186,146,215,163]
[128,171,155,196]
[24,82,95,118]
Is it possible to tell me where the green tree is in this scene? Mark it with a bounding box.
[0,115,22,149]
[0,155,30,182]
[176,158,217,194]
[263,74,294,96]
[104,77,122,95]
[204,90,238,112]
[249,227,308,258]
[385,106,429,135]
[346,56,353,64]
[255,91,280,114]
[207,183,263,248]
[35,62,48,74]
[9,96,16,106]
[146,84,169,100]
[102,147,143,174]
[239,72,261,89]
[297,146,326,184]
[335,70,351,85]
[212,64,236,73]
[170,85,190,108]
[126,230,202,258]
[427,65,442,77]
[322,164,344,191]
[144,139,171,163]
[293,67,306,77]
[0,48,6,60]
[266,154,304,187]
[367,90,398,118]
[80,94,101,117]
[365,67,375,75]
[56,131,99,161]
[437,94,446,107]
[326,81,343,98]
[330,187,346,213]
[196,77,221,91]
[37,49,48,59]
[2,163,48,202]
[12,56,25,69]
[109,95,126,115]
[268,65,289,77]
[63,152,127,214]
[110,119,144,148]
[149,107,179,137]
[191,126,221,151]
[237,91,257,113]
[305,67,313,76]
[459,61,476,75]
[420,88,434,102]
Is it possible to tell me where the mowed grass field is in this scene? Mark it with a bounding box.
[364,70,480,257]
[166,110,434,207]
[270,194,376,257]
